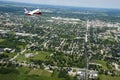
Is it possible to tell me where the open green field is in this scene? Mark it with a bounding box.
[31,51,51,61]
[0,67,120,80]
[99,75,120,80]
[15,54,26,62]
[28,69,51,76]
[95,60,108,70]
[15,51,51,62]
[3,52,16,58]
[0,67,65,80]
[0,38,26,50]
[0,39,5,42]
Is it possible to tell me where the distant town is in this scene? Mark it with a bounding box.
[0,1,120,80]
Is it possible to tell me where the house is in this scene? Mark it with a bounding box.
[76,70,85,79]
[89,71,98,79]
[76,70,98,79]
[4,48,12,53]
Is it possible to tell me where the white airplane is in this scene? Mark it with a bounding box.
[24,7,42,16]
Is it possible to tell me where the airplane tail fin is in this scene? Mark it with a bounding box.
[24,7,29,13]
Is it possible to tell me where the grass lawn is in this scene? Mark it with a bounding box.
[0,73,18,80]
[99,74,120,80]
[15,51,51,62]
[28,69,51,76]
[3,52,16,58]
[95,60,108,70]
[0,67,65,80]
[29,51,51,61]
[0,39,5,43]
[15,54,26,62]
[24,75,65,80]
[0,38,26,50]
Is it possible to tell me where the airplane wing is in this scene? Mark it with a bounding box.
[29,9,40,15]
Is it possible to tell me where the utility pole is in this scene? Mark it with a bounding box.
[85,20,89,80]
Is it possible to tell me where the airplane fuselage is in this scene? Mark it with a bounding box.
[25,9,41,16]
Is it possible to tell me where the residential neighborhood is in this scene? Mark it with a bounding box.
[0,1,120,80]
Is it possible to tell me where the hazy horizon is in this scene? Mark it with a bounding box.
[1,0,120,9]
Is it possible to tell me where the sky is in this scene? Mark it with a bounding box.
[1,0,120,9]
